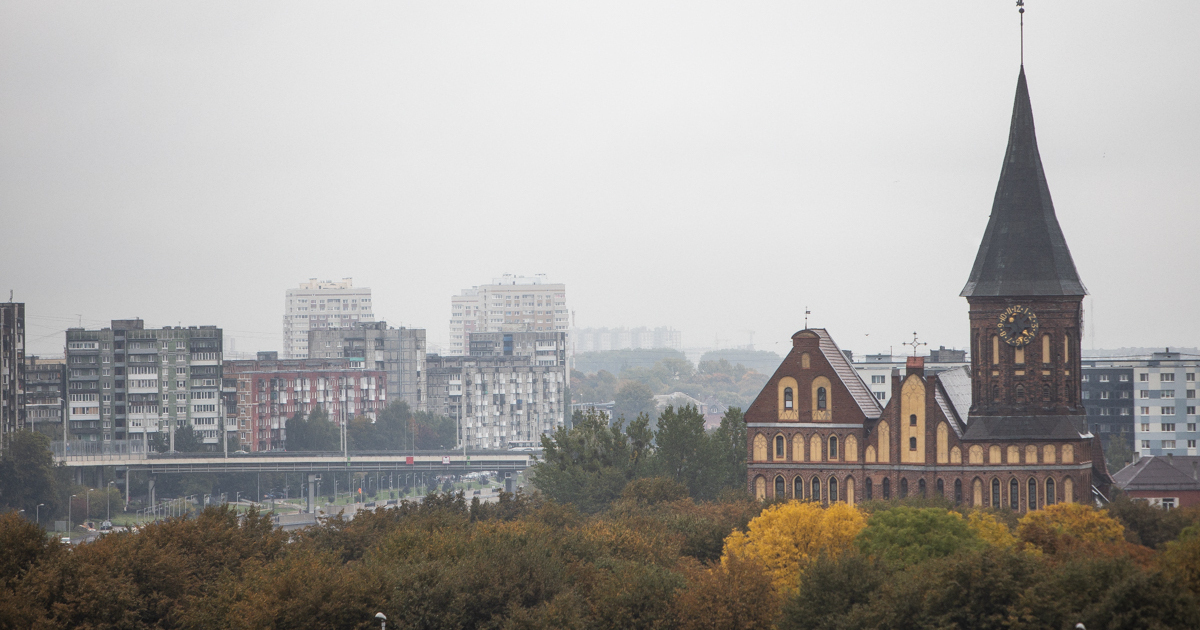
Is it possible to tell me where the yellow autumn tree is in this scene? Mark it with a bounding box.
[1016,502,1125,555]
[721,501,865,594]
[966,511,1018,548]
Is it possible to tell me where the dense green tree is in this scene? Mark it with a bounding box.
[710,407,747,494]
[854,507,984,567]
[1105,436,1135,474]
[654,405,712,499]
[413,410,456,450]
[285,407,339,452]
[614,381,657,425]
[778,552,886,630]
[0,430,62,517]
[171,424,208,453]
[532,409,651,512]
[1105,490,1200,548]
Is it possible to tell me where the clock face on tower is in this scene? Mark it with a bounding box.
[997,305,1039,347]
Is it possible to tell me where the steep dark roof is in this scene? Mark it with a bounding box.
[1113,455,1200,492]
[961,67,1087,298]
[961,414,1087,441]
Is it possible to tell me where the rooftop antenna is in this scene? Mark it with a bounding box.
[903,332,927,357]
[804,307,811,329]
[1017,0,1025,66]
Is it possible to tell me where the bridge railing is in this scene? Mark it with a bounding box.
[53,440,150,462]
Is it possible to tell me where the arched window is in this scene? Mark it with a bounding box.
[753,434,768,461]
[784,387,794,409]
[829,435,839,459]
[1028,478,1037,510]
[1015,384,1026,403]
[1010,478,1020,510]
[775,476,785,498]
[811,477,821,502]
[1046,478,1056,505]
[865,477,873,500]
[936,478,944,496]
[918,478,927,498]
[801,352,811,369]
[794,476,803,500]
[829,477,839,503]
[775,435,785,459]
[817,387,827,410]
[1042,384,1052,402]
[992,384,1000,402]
[909,413,917,426]
[882,478,891,500]
[991,478,1001,508]
[1064,477,1074,503]
[899,478,908,498]
[909,436,917,451]
[954,479,963,504]
[755,476,766,500]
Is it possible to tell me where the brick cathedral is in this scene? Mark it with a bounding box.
[744,66,1112,510]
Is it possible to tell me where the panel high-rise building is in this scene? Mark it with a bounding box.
[449,274,567,355]
[307,322,427,410]
[0,302,25,450]
[283,278,374,359]
[66,319,223,447]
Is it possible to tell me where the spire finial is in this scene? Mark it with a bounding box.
[1017,1,1025,66]
[903,332,927,357]
[804,307,811,329]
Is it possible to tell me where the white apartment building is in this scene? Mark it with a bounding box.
[851,349,970,406]
[283,278,374,359]
[1133,350,1199,457]
[448,274,567,355]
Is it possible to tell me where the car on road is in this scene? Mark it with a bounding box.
[60,536,70,544]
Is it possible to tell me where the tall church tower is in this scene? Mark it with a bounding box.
[961,67,1087,425]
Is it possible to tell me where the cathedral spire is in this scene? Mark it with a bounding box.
[960,67,1086,298]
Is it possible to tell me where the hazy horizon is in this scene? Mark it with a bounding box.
[4,2,1198,360]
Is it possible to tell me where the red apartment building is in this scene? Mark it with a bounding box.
[223,352,386,452]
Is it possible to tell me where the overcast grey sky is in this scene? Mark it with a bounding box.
[2,1,1198,359]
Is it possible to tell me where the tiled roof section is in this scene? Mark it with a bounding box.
[934,386,964,438]
[1113,456,1200,492]
[938,366,972,423]
[961,66,1087,298]
[961,414,1087,441]
[813,328,882,420]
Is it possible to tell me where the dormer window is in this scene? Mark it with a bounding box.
[784,387,793,409]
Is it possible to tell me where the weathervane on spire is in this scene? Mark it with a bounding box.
[804,307,811,329]
[903,332,927,357]
[1017,0,1025,66]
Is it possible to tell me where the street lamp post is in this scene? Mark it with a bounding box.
[375,612,387,630]
[107,481,114,521]
[36,503,45,526]
[69,495,76,535]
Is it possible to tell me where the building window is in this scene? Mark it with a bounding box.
[1016,384,1026,403]
[1100,391,1109,400]
[909,436,917,450]
[992,384,1000,402]
[992,478,1001,509]
[899,478,908,498]
[875,392,886,400]
[1046,479,1056,505]
[1163,407,1176,416]
[1044,384,1053,402]
[936,478,944,496]
[871,375,886,384]
[1163,423,1176,432]
[918,478,926,498]
[829,477,839,502]
[829,436,839,459]
[784,387,793,409]
[865,477,873,500]
[1164,440,1177,449]
[1028,478,1037,509]
[775,476,785,498]
[1121,374,1130,382]
[882,478,891,500]
[1162,373,1176,382]
[954,479,962,504]
[794,476,803,499]
[812,477,822,502]
[775,435,785,459]
[1140,373,1150,382]
[1142,440,1150,449]
[909,414,917,426]
[816,387,827,410]
[1189,423,1197,432]
[1141,407,1151,415]
[1099,374,1110,382]
[1010,478,1020,510]
[1189,440,1197,448]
